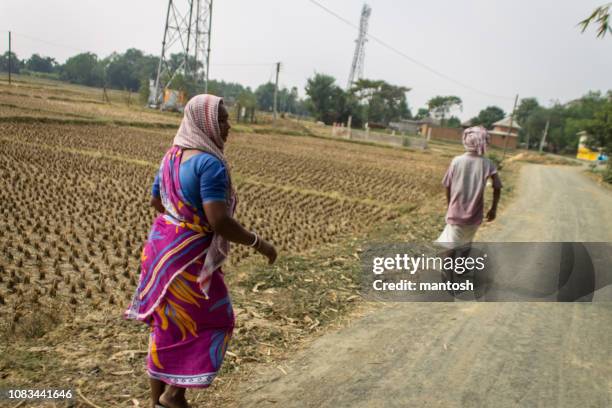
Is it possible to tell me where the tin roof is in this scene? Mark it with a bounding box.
[492,116,522,129]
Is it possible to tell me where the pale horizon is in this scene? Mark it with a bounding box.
[1,0,610,119]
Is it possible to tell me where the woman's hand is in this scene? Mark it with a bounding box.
[204,201,279,264]
[256,239,277,264]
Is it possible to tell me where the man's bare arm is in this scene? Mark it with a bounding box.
[486,174,502,222]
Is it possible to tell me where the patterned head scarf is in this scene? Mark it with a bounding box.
[174,94,234,197]
[463,126,490,156]
[174,94,226,166]
[173,94,237,286]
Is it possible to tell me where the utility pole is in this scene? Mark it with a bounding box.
[539,119,550,153]
[502,94,519,160]
[8,31,12,85]
[273,62,280,122]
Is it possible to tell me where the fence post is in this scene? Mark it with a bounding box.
[347,115,352,139]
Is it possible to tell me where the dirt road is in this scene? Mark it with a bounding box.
[237,165,612,408]
[482,164,612,242]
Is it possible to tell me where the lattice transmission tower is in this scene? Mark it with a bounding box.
[151,0,213,107]
[346,3,372,90]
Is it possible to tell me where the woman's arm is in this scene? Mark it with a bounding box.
[151,172,164,213]
[204,201,277,264]
[151,196,165,213]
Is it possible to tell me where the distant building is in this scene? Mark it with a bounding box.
[388,118,439,135]
[416,116,520,150]
[488,116,520,149]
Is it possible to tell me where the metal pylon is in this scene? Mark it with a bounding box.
[151,0,213,107]
[346,3,371,90]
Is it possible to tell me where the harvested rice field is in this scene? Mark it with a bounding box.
[0,76,480,407]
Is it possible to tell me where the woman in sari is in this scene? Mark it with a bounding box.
[125,94,277,408]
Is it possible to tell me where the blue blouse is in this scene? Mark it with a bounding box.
[152,152,228,214]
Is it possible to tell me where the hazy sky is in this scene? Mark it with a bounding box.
[1,0,610,119]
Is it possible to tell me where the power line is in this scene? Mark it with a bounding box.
[4,29,274,68]
[307,0,514,100]
[211,62,276,66]
[2,30,88,54]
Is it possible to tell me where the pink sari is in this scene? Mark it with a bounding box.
[125,146,234,388]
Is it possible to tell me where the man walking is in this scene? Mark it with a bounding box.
[435,126,502,270]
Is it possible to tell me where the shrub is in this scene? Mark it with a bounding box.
[603,163,612,184]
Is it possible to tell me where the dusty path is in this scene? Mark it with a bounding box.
[482,164,612,242]
[237,164,612,408]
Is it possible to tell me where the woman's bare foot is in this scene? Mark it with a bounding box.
[150,378,166,408]
[159,386,190,408]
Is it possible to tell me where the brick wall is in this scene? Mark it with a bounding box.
[427,126,463,143]
[490,134,517,149]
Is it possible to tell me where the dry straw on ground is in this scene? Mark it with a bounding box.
[0,76,518,407]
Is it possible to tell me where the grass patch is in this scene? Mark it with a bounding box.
[509,151,581,166]
[0,102,95,119]
[0,115,179,129]
[47,95,106,105]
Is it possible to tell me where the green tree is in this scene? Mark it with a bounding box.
[165,53,202,77]
[470,106,505,129]
[515,98,541,148]
[278,86,301,114]
[253,83,305,115]
[513,92,612,152]
[543,103,571,153]
[255,82,276,112]
[0,51,23,74]
[25,54,57,73]
[207,79,251,101]
[350,79,411,125]
[516,98,540,126]
[523,106,549,149]
[305,73,347,124]
[415,108,430,120]
[584,99,612,181]
[585,100,612,153]
[427,95,462,126]
[447,116,462,128]
[60,52,104,86]
[106,53,139,91]
[549,92,605,152]
[139,77,151,104]
[577,4,610,167]
[106,48,158,91]
[237,90,257,109]
[580,3,611,38]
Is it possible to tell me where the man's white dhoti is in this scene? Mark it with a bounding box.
[435,224,479,249]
